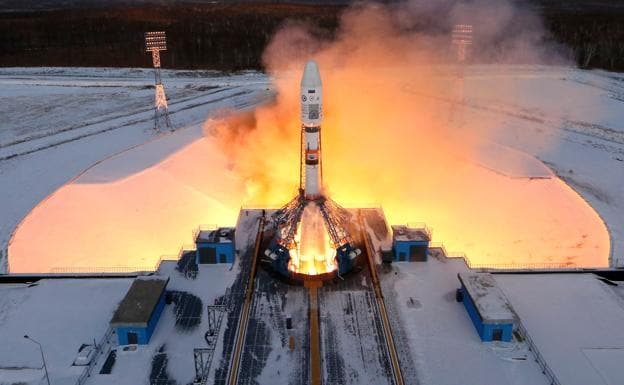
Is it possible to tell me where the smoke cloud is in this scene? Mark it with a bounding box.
[6,0,609,273]
[208,0,608,267]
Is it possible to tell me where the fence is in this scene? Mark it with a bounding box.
[76,327,115,385]
[517,323,561,385]
[405,222,433,239]
[50,253,181,275]
[191,224,218,242]
[428,242,595,271]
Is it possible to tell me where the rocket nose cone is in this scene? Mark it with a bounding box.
[301,60,322,88]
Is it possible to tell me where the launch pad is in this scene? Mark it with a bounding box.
[260,204,367,283]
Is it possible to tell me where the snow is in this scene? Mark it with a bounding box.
[83,262,240,385]
[495,274,624,385]
[382,258,550,385]
[460,66,624,266]
[0,67,271,274]
[0,65,622,272]
[458,273,516,323]
[0,278,133,384]
[471,139,553,179]
[581,348,624,385]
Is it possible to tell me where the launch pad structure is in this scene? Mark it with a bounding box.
[262,61,362,281]
[223,62,407,385]
[223,207,408,385]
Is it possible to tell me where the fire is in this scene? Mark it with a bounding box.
[288,203,337,275]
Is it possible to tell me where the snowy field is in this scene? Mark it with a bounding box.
[496,273,624,385]
[459,66,624,267]
[1,65,623,274]
[0,278,133,384]
[0,67,272,273]
[383,258,551,385]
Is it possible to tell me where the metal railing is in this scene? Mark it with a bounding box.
[50,253,181,275]
[405,222,433,239]
[517,323,561,385]
[76,327,115,385]
[50,266,154,274]
[192,224,218,242]
[429,242,595,271]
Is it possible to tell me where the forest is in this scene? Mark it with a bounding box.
[0,2,623,71]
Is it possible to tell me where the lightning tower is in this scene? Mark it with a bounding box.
[450,24,473,127]
[145,31,173,132]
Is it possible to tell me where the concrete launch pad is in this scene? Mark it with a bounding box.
[219,207,411,385]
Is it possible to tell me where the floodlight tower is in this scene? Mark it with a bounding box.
[145,31,173,132]
[449,24,473,127]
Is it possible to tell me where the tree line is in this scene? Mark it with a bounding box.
[0,3,622,71]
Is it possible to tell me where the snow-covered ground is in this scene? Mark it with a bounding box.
[496,273,624,385]
[0,278,133,384]
[0,67,272,274]
[1,65,623,274]
[459,66,624,266]
[383,258,551,385]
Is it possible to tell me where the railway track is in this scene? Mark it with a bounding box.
[226,214,265,385]
[358,212,405,385]
[226,210,404,385]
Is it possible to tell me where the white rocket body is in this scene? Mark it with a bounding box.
[301,61,323,200]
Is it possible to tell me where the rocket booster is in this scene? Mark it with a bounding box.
[301,60,323,200]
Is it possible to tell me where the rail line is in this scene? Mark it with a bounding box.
[227,214,265,385]
[358,212,405,385]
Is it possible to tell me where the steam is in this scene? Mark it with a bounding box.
[208,0,607,267]
[212,0,569,204]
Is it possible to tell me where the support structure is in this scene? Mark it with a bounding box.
[449,24,473,127]
[193,304,227,384]
[145,31,173,132]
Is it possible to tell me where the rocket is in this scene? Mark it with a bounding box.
[301,60,323,200]
[264,60,362,278]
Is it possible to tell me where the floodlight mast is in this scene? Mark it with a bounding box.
[145,31,173,132]
[449,24,473,128]
[452,24,473,63]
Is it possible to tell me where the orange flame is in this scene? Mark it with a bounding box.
[288,203,337,275]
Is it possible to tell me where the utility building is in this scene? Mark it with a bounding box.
[392,225,431,262]
[457,273,517,342]
[195,227,235,264]
[110,277,169,345]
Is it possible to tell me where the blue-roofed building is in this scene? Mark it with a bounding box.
[110,278,169,345]
[195,227,235,265]
[391,225,431,262]
[457,273,517,342]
